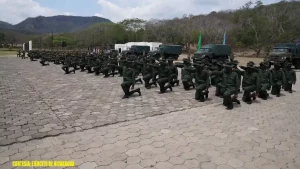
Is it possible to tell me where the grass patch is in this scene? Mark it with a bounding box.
[0,50,18,56]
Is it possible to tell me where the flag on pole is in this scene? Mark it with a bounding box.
[223,32,226,45]
[197,33,202,51]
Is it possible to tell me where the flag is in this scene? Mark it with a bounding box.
[298,36,300,44]
[197,33,202,51]
[223,32,226,45]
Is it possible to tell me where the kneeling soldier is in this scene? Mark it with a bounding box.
[193,62,210,102]
[270,62,286,97]
[181,59,195,90]
[258,62,271,100]
[121,60,141,99]
[157,60,172,94]
[240,62,260,104]
[211,62,240,110]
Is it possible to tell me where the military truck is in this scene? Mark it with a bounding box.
[130,45,150,55]
[268,43,300,69]
[148,45,183,60]
[192,44,233,62]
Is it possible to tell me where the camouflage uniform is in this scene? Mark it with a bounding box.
[212,63,240,110]
[270,62,286,97]
[258,62,272,100]
[181,59,195,90]
[193,63,210,102]
[121,61,141,99]
[240,62,260,104]
[283,62,296,93]
[156,61,172,93]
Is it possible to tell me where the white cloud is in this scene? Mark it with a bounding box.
[96,0,281,22]
[0,0,65,24]
[63,12,73,16]
[94,13,104,17]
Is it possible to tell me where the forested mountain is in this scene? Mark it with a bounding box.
[1,0,299,55]
[0,15,112,33]
[0,21,13,30]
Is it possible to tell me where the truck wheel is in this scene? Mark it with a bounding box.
[295,59,300,69]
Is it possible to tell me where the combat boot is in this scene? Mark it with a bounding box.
[205,90,209,99]
[225,98,233,110]
[175,80,180,86]
[199,96,205,102]
[251,93,256,100]
[167,84,173,91]
[137,88,142,96]
[122,95,129,99]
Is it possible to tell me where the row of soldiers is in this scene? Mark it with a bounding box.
[25,50,296,110]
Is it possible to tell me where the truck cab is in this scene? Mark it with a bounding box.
[268,43,300,69]
[147,45,182,60]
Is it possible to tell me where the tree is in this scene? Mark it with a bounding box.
[0,32,5,44]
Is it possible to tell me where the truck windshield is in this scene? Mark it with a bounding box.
[199,48,212,52]
[272,48,290,53]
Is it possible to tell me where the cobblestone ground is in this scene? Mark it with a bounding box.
[0,57,221,146]
[1,57,300,169]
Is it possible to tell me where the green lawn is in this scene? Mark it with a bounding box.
[0,48,19,57]
[0,50,18,57]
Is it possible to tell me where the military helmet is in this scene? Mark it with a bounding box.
[259,62,268,67]
[246,61,255,68]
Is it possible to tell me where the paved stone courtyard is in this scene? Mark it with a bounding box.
[1,57,300,169]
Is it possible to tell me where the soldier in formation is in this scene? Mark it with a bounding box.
[24,50,296,110]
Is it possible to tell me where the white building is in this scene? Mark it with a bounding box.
[115,42,163,53]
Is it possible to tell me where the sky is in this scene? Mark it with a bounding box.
[0,0,281,25]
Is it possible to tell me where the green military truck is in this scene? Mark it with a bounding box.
[148,45,183,60]
[130,45,150,55]
[120,45,150,57]
[192,44,234,62]
[268,43,300,69]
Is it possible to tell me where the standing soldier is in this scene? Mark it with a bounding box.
[258,62,272,100]
[232,60,242,93]
[240,62,260,104]
[270,62,286,97]
[121,60,141,99]
[283,62,296,93]
[193,62,210,102]
[21,50,26,59]
[17,50,21,57]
